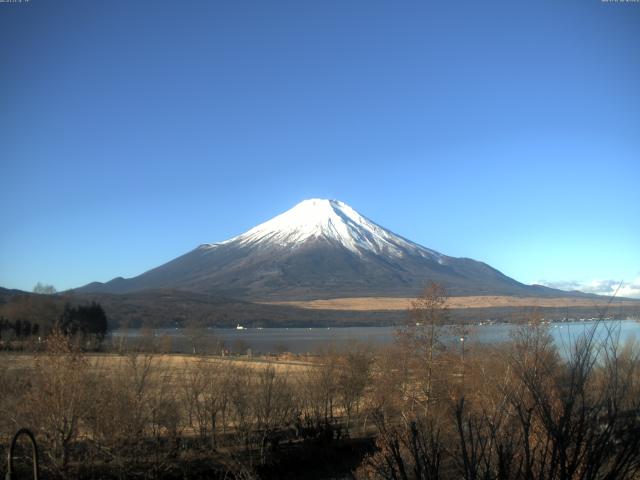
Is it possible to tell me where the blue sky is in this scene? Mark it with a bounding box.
[1,0,639,297]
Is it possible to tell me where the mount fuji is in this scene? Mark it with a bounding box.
[78,199,571,300]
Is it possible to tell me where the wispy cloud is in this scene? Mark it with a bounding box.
[536,277,640,299]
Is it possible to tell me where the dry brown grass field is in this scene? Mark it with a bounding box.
[0,352,315,375]
[263,295,640,311]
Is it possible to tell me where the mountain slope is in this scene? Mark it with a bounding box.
[77,199,581,300]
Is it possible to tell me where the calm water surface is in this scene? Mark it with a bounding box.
[110,320,640,355]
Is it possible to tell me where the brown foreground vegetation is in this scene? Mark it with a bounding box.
[1,287,640,479]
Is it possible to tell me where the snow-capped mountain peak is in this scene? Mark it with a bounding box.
[77,198,560,299]
[213,198,440,259]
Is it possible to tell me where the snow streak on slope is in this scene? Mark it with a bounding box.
[202,198,443,259]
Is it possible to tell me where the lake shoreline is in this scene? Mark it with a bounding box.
[107,319,640,355]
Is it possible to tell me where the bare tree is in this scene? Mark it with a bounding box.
[398,282,449,415]
[180,358,233,449]
[299,348,340,437]
[33,282,57,295]
[82,352,158,476]
[253,363,295,462]
[184,319,206,354]
[181,358,208,439]
[227,365,254,451]
[23,328,89,473]
[337,344,373,434]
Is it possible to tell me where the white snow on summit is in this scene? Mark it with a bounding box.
[206,198,443,259]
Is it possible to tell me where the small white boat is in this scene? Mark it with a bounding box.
[236,324,245,330]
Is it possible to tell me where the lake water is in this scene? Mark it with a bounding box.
[109,319,640,355]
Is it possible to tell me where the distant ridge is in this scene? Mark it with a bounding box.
[77,199,596,300]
